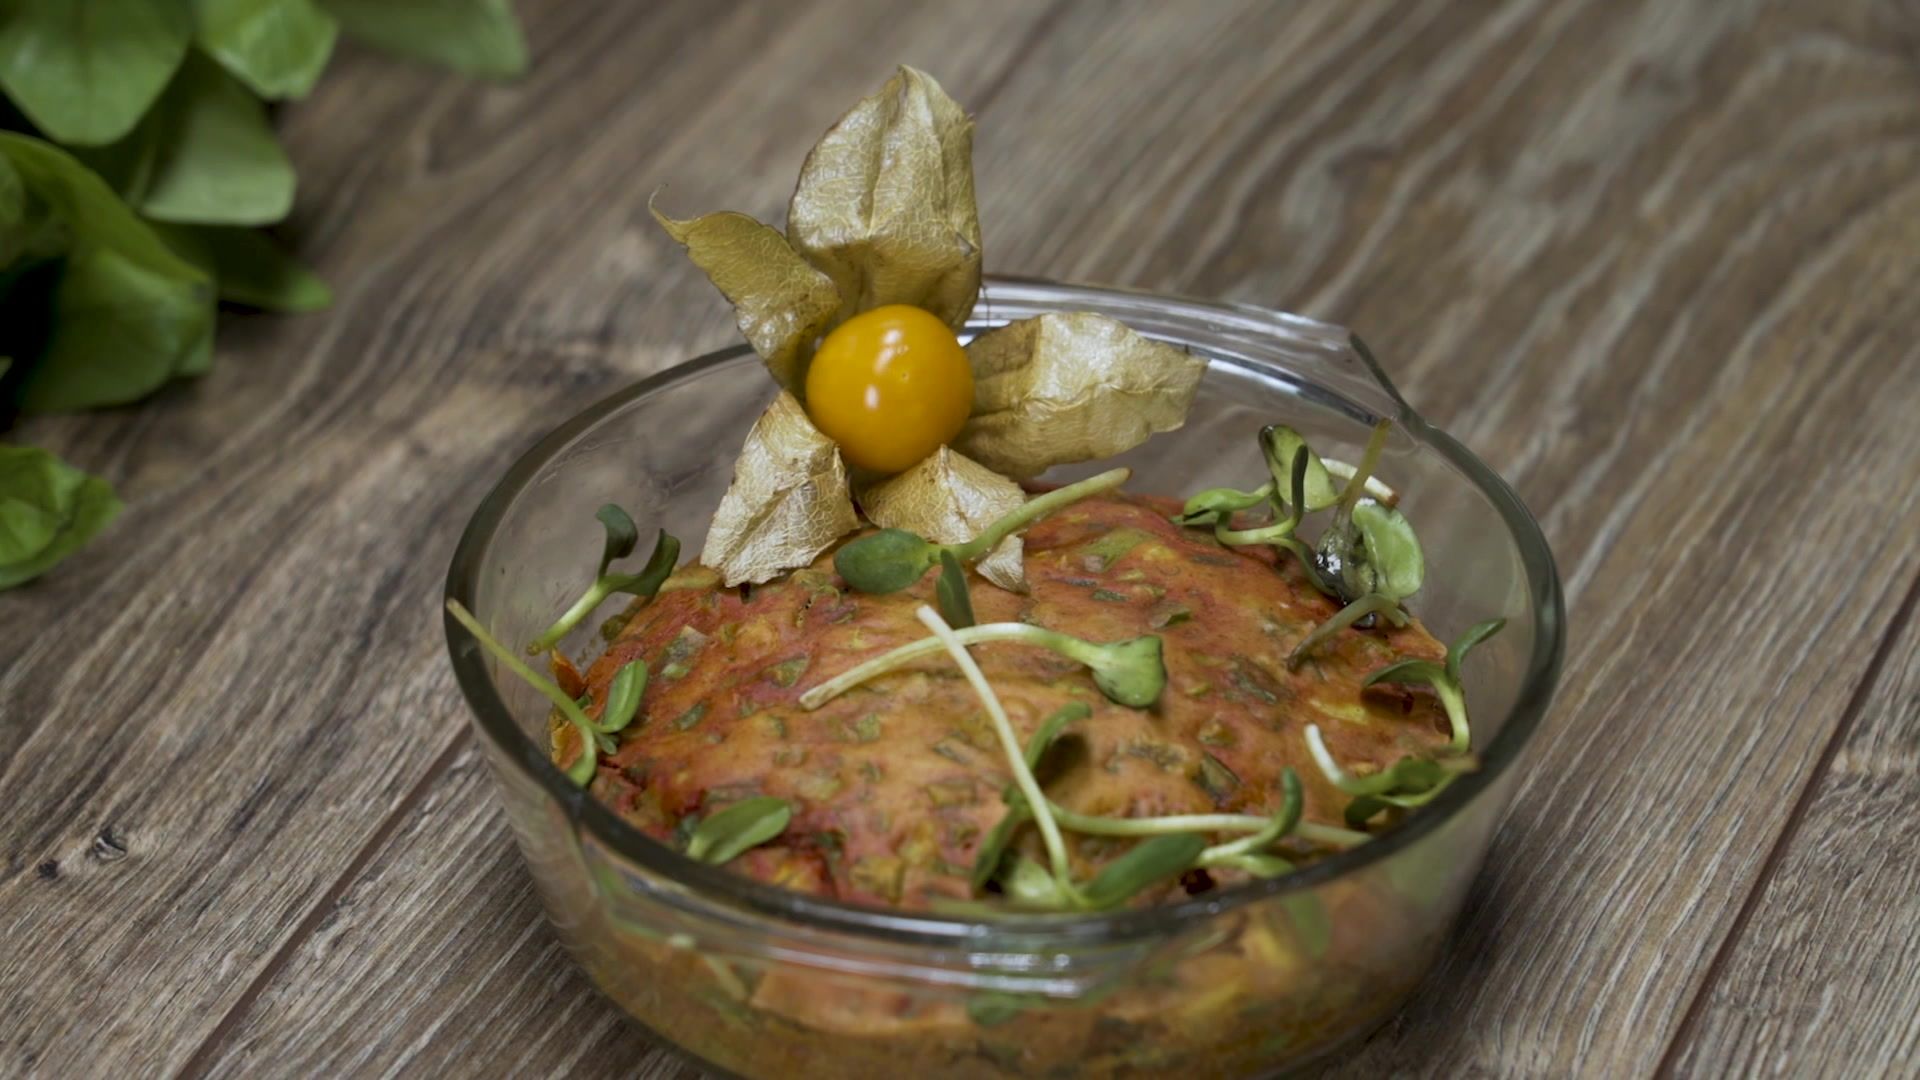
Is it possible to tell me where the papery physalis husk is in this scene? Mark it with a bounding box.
[702,392,860,586]
[955,312,1208,478]
[787,66,981,330]
[651,200,840,394]
[858,446,1028,593]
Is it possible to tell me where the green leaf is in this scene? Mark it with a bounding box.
[1260,425,1338,512]
[320,0,527,78]
[0,115,249,415]
[609,527,678,597]
[0,0,194,145]
[193,0,338,99]
[935,549,975,629]
[151,222,330,311]
[1446,617,1506,684]
[833,528,936,594]
[595,659,646,734]
[594,503,639,576]
[1173,483,1270,527]
[0,151,69,268]
[132,51,295,225]
[969,702,1088,891]
[0,444,122,589]
[1351,501,1423,600]
[685,796,792,865]
[1080,833,1205,909]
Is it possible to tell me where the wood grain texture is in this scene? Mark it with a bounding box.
[4,0,1920,1077]
[1664,582,1920,1078]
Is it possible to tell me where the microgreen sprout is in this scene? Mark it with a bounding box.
[448,599,647,787]
[1262,425,1339,513]
[1173,483,1272,527]
[1287,593,1408,669]
[916,605,1083,905]
[1196,768,1303,868]
[526,504,681,654]
[971,702,1090,890]
[1364,617,1506,751]
[835,467,1131,594]
[799,623,1166,709]
[685,796,793,864]
[1305,724,1476,827]
[935,550,975,629]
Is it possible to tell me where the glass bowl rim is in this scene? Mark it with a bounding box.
[444,277,1567,950]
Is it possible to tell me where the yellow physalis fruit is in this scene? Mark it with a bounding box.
[804,304,974,474]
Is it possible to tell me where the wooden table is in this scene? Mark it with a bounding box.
[6,1,1918,1075]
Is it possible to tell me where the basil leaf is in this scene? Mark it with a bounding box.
[935,549,975,629]
[320,0,527,78]
[1080,833,1205,909]
[596,659,646,734]
[0,134,214,413]
[1351,500,1423,600]
[130,51,295,226]
[685,796,792,865]
[594,503,639,576]
[193,0,339,100]
[151,222,331,311]
[0,0,194,146]
[0,444,122,589]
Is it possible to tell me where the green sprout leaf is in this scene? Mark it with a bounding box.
[1079,833,1206,909]
[1352,501,1423,601]
[1261,425,1337,513]
[193,0,340,100]
[1304,724,1474,827]
[0,443,123,589]
[799,622,1165,710]
[1287,592,1406,670]
[1173,483,1270,527]
[971,701,1089,890]
[935,549,975,629]
[835,527,937,593]
[526,510,680,654]
[445,598,601,786]
[0,0,195,146]
[1365,617,1504,751]
[595,659,646,735]
[839,468,1132,596]
[685,796,792,865]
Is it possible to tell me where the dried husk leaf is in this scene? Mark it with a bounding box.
[787,66,981,330]
[858,447,1027,593]
[955,312,1208,478]
[651,199,840,394]
[702,392,861,586]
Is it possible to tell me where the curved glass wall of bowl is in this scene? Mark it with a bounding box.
[442,278,1564,1066]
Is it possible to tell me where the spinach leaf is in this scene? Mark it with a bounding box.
[0,0,194,146]
[0,444,121,588]
[193,0,339,100]
[132,51,295,226]
[320,0,527,78]
[152,222,330,311]
[0,133,214,413]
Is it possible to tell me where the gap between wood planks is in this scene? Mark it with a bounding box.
[1651,564,1920,1078]
[166,9,1073,1075]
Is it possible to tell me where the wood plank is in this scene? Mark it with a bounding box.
[0,1,1057,1076]
[184,0,1920,1075]
[1662,586,1920,1077]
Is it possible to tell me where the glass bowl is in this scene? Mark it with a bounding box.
[444,279,1565,1078]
